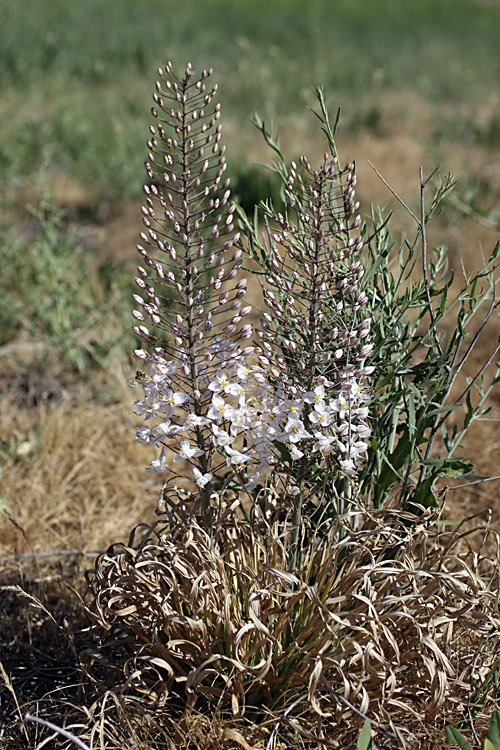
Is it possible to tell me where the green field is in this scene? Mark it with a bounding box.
[2,0,500,208]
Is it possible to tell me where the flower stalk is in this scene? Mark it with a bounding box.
[132,66,372,545]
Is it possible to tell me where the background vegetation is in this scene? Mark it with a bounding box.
[1,1,500,747]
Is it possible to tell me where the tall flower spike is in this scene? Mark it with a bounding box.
[134,62,249,367]
[251,149,373,561]
[257,154,371,389]
[132,63,253,523]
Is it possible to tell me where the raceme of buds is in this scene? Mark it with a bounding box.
[133,63,250,385]
[258,155,371,391]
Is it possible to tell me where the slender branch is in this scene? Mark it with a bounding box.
[452,339,500,409]
[367,161,419,224]
[419,166,444,357]
[448,474,500,490]
[23,714,91,750]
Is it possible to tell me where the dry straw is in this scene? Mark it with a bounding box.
[86,495,500,743]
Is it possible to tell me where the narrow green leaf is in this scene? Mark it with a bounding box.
[488,709,500,749]
[407,396,416,440]
[445,726,473,750]
[357,720,375,750]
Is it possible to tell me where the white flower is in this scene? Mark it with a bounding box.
[146,448,170,473]
[174,438,205,462]
[225,446,251,465]
[192,467,213,488]
[312,432,337,455]
[330,395,349,420]
[163,389,190,408]
[207,369,231,393]
[283,399,304,421]
[212,424,234,447]
[282,419,312,444]
[224,381,249,403]
[207,394,234,423]
[134,399,164,420]
[352,421,371,439]
[183,413,211,429]
[340,457,357,475]
[303,385,326,405]
[308,401,333,428]
[136,425,153,444]
[157,421,184,437]
[290,444,304,460]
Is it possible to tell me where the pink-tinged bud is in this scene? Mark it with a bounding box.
[151,314,161,326]
[132,310,144,321]
[181,365,190,376]
[134,349,149,360]
[219,291,228,305]
[357,365,375,376]
[335,349,343,359]
[222,324,236,335]
[240,306,251,317]
[132,294,144,305]
[135,277,146,289]
[240,324,253,339]
[133,326,150,342]
[358,344,373,358]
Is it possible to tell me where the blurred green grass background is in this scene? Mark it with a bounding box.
[1,0,499,206]
[0,0,499,375]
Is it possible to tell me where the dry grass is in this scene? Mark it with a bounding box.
[83,498,500,747]
[0,365,156,557]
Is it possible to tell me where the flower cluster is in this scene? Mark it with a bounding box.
[134,336,370,492]
[131,63,373,519]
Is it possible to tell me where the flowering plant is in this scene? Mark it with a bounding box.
[131,63,372,555]
[87,62,500,742]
